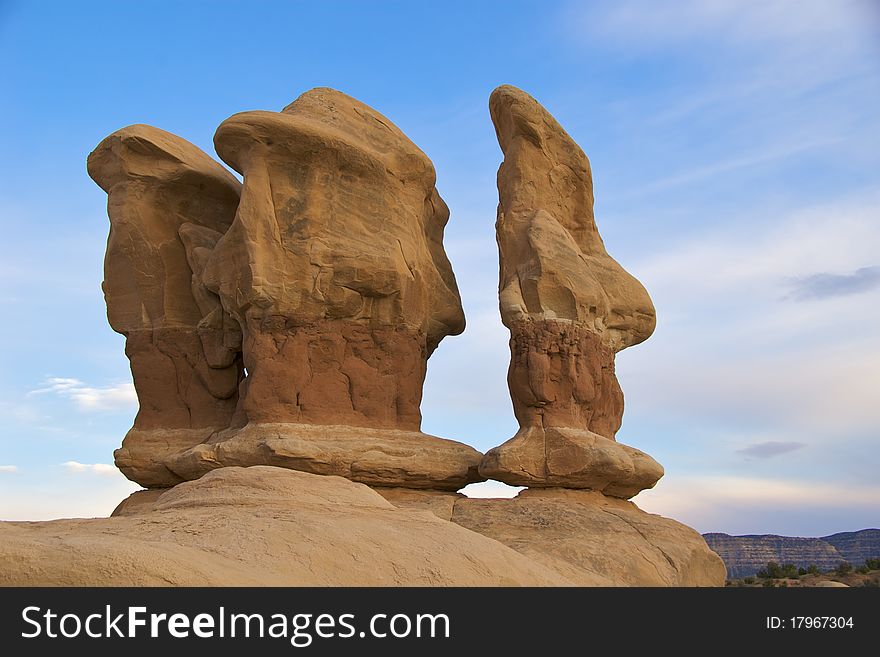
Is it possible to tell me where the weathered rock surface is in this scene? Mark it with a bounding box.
[0,467,722,586]
[480,85,661,496]
[89,91,482,491]
[160,88,480,489]
[111,489,164,517]
[165,423,482,491]
[205,88,464,430]
[479,426,663,498]
[377,487,725,586]
[87,125,244,488]
[374,487,463,521]
[0,467,566,586]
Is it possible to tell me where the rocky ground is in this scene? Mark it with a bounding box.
[726,569,880,588]
[0,466,725,587]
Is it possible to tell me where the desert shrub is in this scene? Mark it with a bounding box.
[835,561,852,575]
[781,563,799,578]
[758,562,782,578]
[865,558,880,570]
[762,579,775,587]
[743,576,756,585]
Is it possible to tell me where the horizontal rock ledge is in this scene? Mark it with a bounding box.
[163,422,486,491]
[478,426,664,498]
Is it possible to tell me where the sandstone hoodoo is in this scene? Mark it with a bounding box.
[89,89,483,492]
[479,85,664,498]
[366,86,723,587]
[12,85,729,587]
[87,126,245,488]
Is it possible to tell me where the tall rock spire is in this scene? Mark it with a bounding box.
[480,85,663,498]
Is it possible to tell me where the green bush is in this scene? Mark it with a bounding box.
[865,558,880,570]
[758,562,781,578]
[743,576,756,585]
[757,562,799,579]
[835,561,852,576]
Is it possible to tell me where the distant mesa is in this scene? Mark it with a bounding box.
[705,529,880,578]
[0,86,725,587]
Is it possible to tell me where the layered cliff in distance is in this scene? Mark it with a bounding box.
[704,529,880,578]
[823,529,880,566]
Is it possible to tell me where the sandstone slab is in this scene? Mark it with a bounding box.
[111,489,164,517]
[0,467,566,586]
[450,489,726,586]
[479,426,663,498]
[371,486,724,586]
[165,423,483,491]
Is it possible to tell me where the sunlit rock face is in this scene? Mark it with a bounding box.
[480,85,662,497]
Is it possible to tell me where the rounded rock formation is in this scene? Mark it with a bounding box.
[87,125,244,488]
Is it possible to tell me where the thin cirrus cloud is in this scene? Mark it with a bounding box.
[570,0,874,57]
[787,265,880,301]
[28,377,136,411]
[0,465,18,473]
[61,461,119,476]
[737,441,806,459]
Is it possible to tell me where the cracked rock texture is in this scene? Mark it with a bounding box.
[87,125,244,488]
[479,85,662,496]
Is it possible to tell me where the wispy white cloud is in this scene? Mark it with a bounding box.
[577,0,873,49]
[620,135,845,198]
[29,377,136,411]
[0,465,18,473]
[61,461,119,476]
[634,198,880,298]
[623,196,880,436]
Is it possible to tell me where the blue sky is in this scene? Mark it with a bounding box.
[1,0,878,536]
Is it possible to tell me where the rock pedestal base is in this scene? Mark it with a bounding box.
[0,467,725,586]
[479,426,663,498]
[380,486,726,586]
[163,423,484,491]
